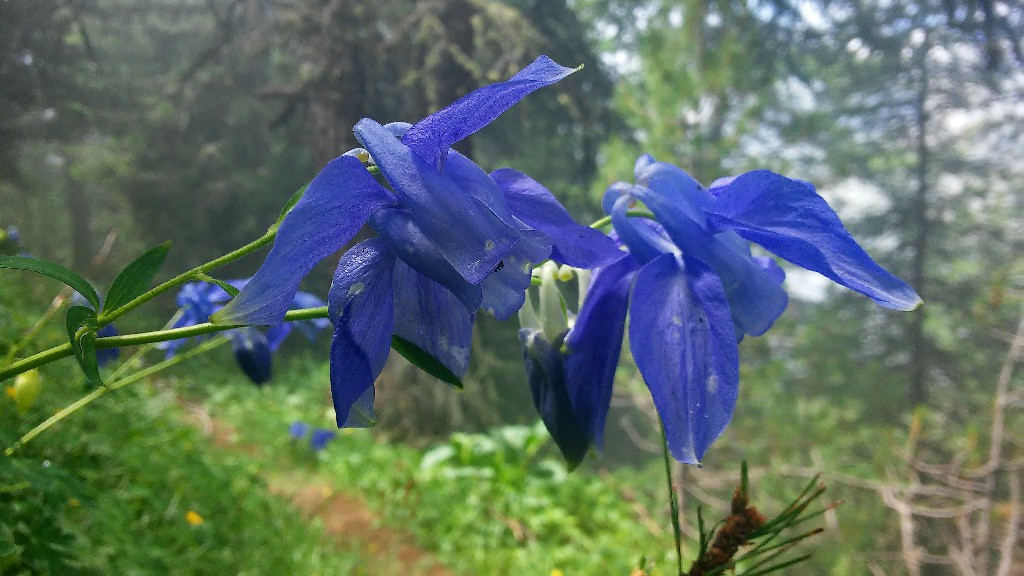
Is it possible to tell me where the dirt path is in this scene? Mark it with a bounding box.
[181,401,454,576]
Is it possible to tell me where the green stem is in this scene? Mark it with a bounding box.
[0,306,328,383]
[587,209,655,230]
[5,336,229,456]
[661,421,685,576]
[97,230,276,325]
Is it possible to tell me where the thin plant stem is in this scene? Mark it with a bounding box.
[97,231,276,325]
[0,307,327,383]
[5,336,229,456]
[588,209,655,231]
[661,421,685,576]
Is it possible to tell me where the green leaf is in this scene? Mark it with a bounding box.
[101,241,171,315]
[268,185,308,233]
[391,335,462,389]
[65,306,97,342]
[65,306,102,386]
[0,255,99,308]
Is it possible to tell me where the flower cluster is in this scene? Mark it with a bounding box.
[163,280,328,384]
[521,155,920,465]
[215,56,621,426]
[211,56,919,466]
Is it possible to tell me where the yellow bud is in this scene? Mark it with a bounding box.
[14,370,42,415]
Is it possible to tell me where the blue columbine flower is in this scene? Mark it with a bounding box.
[309,428,337,451]
[210,56,621,428]
[161,280,328,384]
[525,155,921,465]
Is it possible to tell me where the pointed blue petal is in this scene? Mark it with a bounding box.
[707,170,922,310]
[563,254,640,449]
[401,55,579,169]
[705,236,789,336]
[214,156,396,325]
[355,118,518,283]
[634,159,711,223]
[519,328,589,469]
[392,260,475,379]
[328,239,395,427]
[265,323,292,352]
[481,227,552,320]
[371,207,483,312]
[609,194,676,264]
[491,168,622,268]
[628,254,739,464]
[625,180,787,336]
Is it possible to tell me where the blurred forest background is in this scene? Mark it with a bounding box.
[1,0,1023,574]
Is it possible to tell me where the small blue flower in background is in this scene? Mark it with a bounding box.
[95,324,120,367]
[212,56,621,428]
[289,420,310,440]
[161,280,328,385]
[309,429,337,451]
[523,155,921,466]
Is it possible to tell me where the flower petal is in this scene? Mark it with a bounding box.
[563,254,640,449]
[392,260,475,379]
[624,182,787,336]
[213,156,396,325]
[265,323,292,352]
[609,194,676,264]
[628,253,739,464]
[519,328,589,469]
[371,207,483,312]
[401,55,579,169]
[328,239,396,427]
[491,168,622,268]
[356,118,518,284]
[707,170,922,310]
[481,227,552,320]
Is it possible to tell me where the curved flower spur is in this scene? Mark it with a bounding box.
[524,154,921,466]
[213,56,621,428]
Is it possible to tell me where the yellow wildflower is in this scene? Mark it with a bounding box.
[185,510,204,525]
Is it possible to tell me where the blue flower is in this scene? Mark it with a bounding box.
[161,280,328,384]
[289,421,310,439]
[309,428,337,451]
[526,155,920,465]
[210,56,621,428]
[95,324,120,367]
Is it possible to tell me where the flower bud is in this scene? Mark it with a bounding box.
[13,369,42,415]
[231,327,272,385]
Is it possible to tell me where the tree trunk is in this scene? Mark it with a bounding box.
[64,163,92,271]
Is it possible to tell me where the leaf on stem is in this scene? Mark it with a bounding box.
[0,255,100,308]
[101,241,171,316]
[65,306,103,386]
[390,335,463,388]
